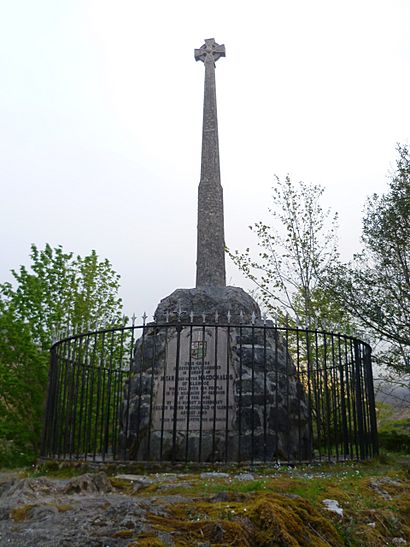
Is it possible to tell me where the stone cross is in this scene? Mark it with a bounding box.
[194,38,226,288]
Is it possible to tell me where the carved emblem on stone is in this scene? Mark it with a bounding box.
[191,340,207,360]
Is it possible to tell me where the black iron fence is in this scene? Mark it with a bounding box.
[41,320,378,464]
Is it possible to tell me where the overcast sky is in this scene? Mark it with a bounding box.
[1,0,409,319]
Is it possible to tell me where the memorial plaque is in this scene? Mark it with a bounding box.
[152,327,234,432]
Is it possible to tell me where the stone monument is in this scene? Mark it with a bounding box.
[122,39,310,462]
[195,38,226,288]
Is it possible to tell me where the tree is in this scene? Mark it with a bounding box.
[0,244,124,464]
[0,244,123,350]
[228,175,342,328]
[327,144,410,376]
[0,308,47,465]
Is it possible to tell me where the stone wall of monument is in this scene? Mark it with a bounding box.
[121,318,311,462]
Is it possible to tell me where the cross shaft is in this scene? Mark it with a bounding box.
[195,39,226,288]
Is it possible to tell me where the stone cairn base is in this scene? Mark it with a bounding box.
[121,287,311,462]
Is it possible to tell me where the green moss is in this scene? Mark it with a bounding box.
[138,458,410,546]
[147,493,342,546]
[249,494,341,546]
[129,537,166,546]
[108,477,135,494]
[11,502,74,521]
[27,461,90,478]
[10,504,36,522]
[112,529,134,538]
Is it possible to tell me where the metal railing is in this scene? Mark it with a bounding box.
[41,319,378,464]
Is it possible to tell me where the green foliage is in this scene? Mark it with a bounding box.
[0,244,123,466]
[228,175,343,329]
[229,147,409,378]
[1,244,123,350]
[0,306,47,466]
[375,402,395,430]
[376,401,410,452]
[326,144,410,376]
[378,420,410,453]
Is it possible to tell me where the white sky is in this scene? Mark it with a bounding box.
[1,0,409,319]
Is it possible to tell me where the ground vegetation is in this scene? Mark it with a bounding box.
[0,455,408,545]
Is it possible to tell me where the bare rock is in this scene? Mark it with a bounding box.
[200,472,229,479]
[154,286,261,324]
[3,477,57,503]
[157,481,192,491]
[234,473,255,481]
[62,473,112,495]
[368,477,403,501]
[322,499,343,517]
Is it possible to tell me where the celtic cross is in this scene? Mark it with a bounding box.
[194,39,226,288]
[194,38,226,66]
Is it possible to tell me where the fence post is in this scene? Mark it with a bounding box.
[172,324,182,462]
[353,340,366,459]
[364,344,379,456]
[41,345,58,457]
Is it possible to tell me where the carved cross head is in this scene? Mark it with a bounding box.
[195,38,226,66]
